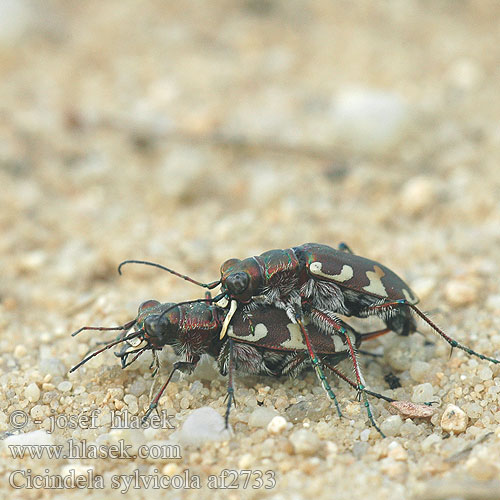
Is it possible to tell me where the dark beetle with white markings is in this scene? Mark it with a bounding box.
[70,297,394,430]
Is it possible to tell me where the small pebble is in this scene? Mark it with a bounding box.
[466,457,499,481]
[189,380,203,395]
[478,367,493,381]
[289,429,320,456]
[267,415,287,434]
[411,383,435,403]
[14,345,27,358]
[176,407,231,446]
[25,382,40,402]
[387,442,408,461]
[238,453,253,469]
[400,176,437,215]
[4,430,54,447]
[380,415,403,436]
[410,361,431,383]
[440,404,468,434]
[360,429,371,442]
[389,401,436,420]
[30,405,48,420]
[421,433,441,452]
[352,441,369,459]
[128,378,147,397]
[486,294,500,312]
[384,337,413,372]
[57,381,72,392]
[445,281,477,307]
[410,277,436,301]
[248,407,278,428]
[123,394,138,413]
[39,358,66,377]
[331,87,410,153]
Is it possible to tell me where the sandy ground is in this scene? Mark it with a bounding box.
[2,1,500,499]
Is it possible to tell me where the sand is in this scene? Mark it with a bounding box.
[2,1,500,499]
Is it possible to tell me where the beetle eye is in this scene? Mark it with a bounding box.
[138,300,160,314]
[226,272,250,295]
[144,315,160,338]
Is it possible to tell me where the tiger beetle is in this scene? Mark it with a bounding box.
[70,296,404,436]
[118,242,500,423]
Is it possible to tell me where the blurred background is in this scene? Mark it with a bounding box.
[2,1,500,497]
[3,0,500,324]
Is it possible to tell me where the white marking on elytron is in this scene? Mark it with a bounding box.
[333,335,344,351]
[402,288,417,304]
[309,262,354,282]
[228,323,268,342]
[362,265,389,297]
[280,323,307,350]
[220,299,237,339]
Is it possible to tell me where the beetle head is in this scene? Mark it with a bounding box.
[140,302,181,349]
[220,257,262,303]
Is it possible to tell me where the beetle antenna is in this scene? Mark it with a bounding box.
[117,259,221,290]
[70,331,143,372]
[407,303,500,365]
[71,319,137,337]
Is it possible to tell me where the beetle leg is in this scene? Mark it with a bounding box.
[338,242,354,254]
[224,338,236,429]
[279,352,309,376]
[295,315,343,418]
[370,300,500,365]
[309,308,386,436]
[321,360,395,404]
[142,360,198,423]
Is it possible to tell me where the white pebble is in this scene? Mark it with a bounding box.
[128,379,147,397]
[248,407,278,428]
[445,281,477,307]
[410,361,431,383]
[380,415,403,436]
[176,407,231,446]
[441,404,468,434]
[57,381,72,392]
[387,442,408,461]
[400,177,437,215]
[39,358,66,377]
[124,394,138,414]
[478,367,493,381]
[421,433,441,452]
[289,429,321,456]
[30,405,47,420]
[411,383,435,403]
[331,87,410,154]
[108,428,146,454]
[4,430,54,447]
[486,294,500,312]
[267,415,287,434]
[360,429,371,442]
[14,345,27,358]
[25,383,40,402]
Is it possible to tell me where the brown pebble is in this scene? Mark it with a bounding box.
[388,401,436,419]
